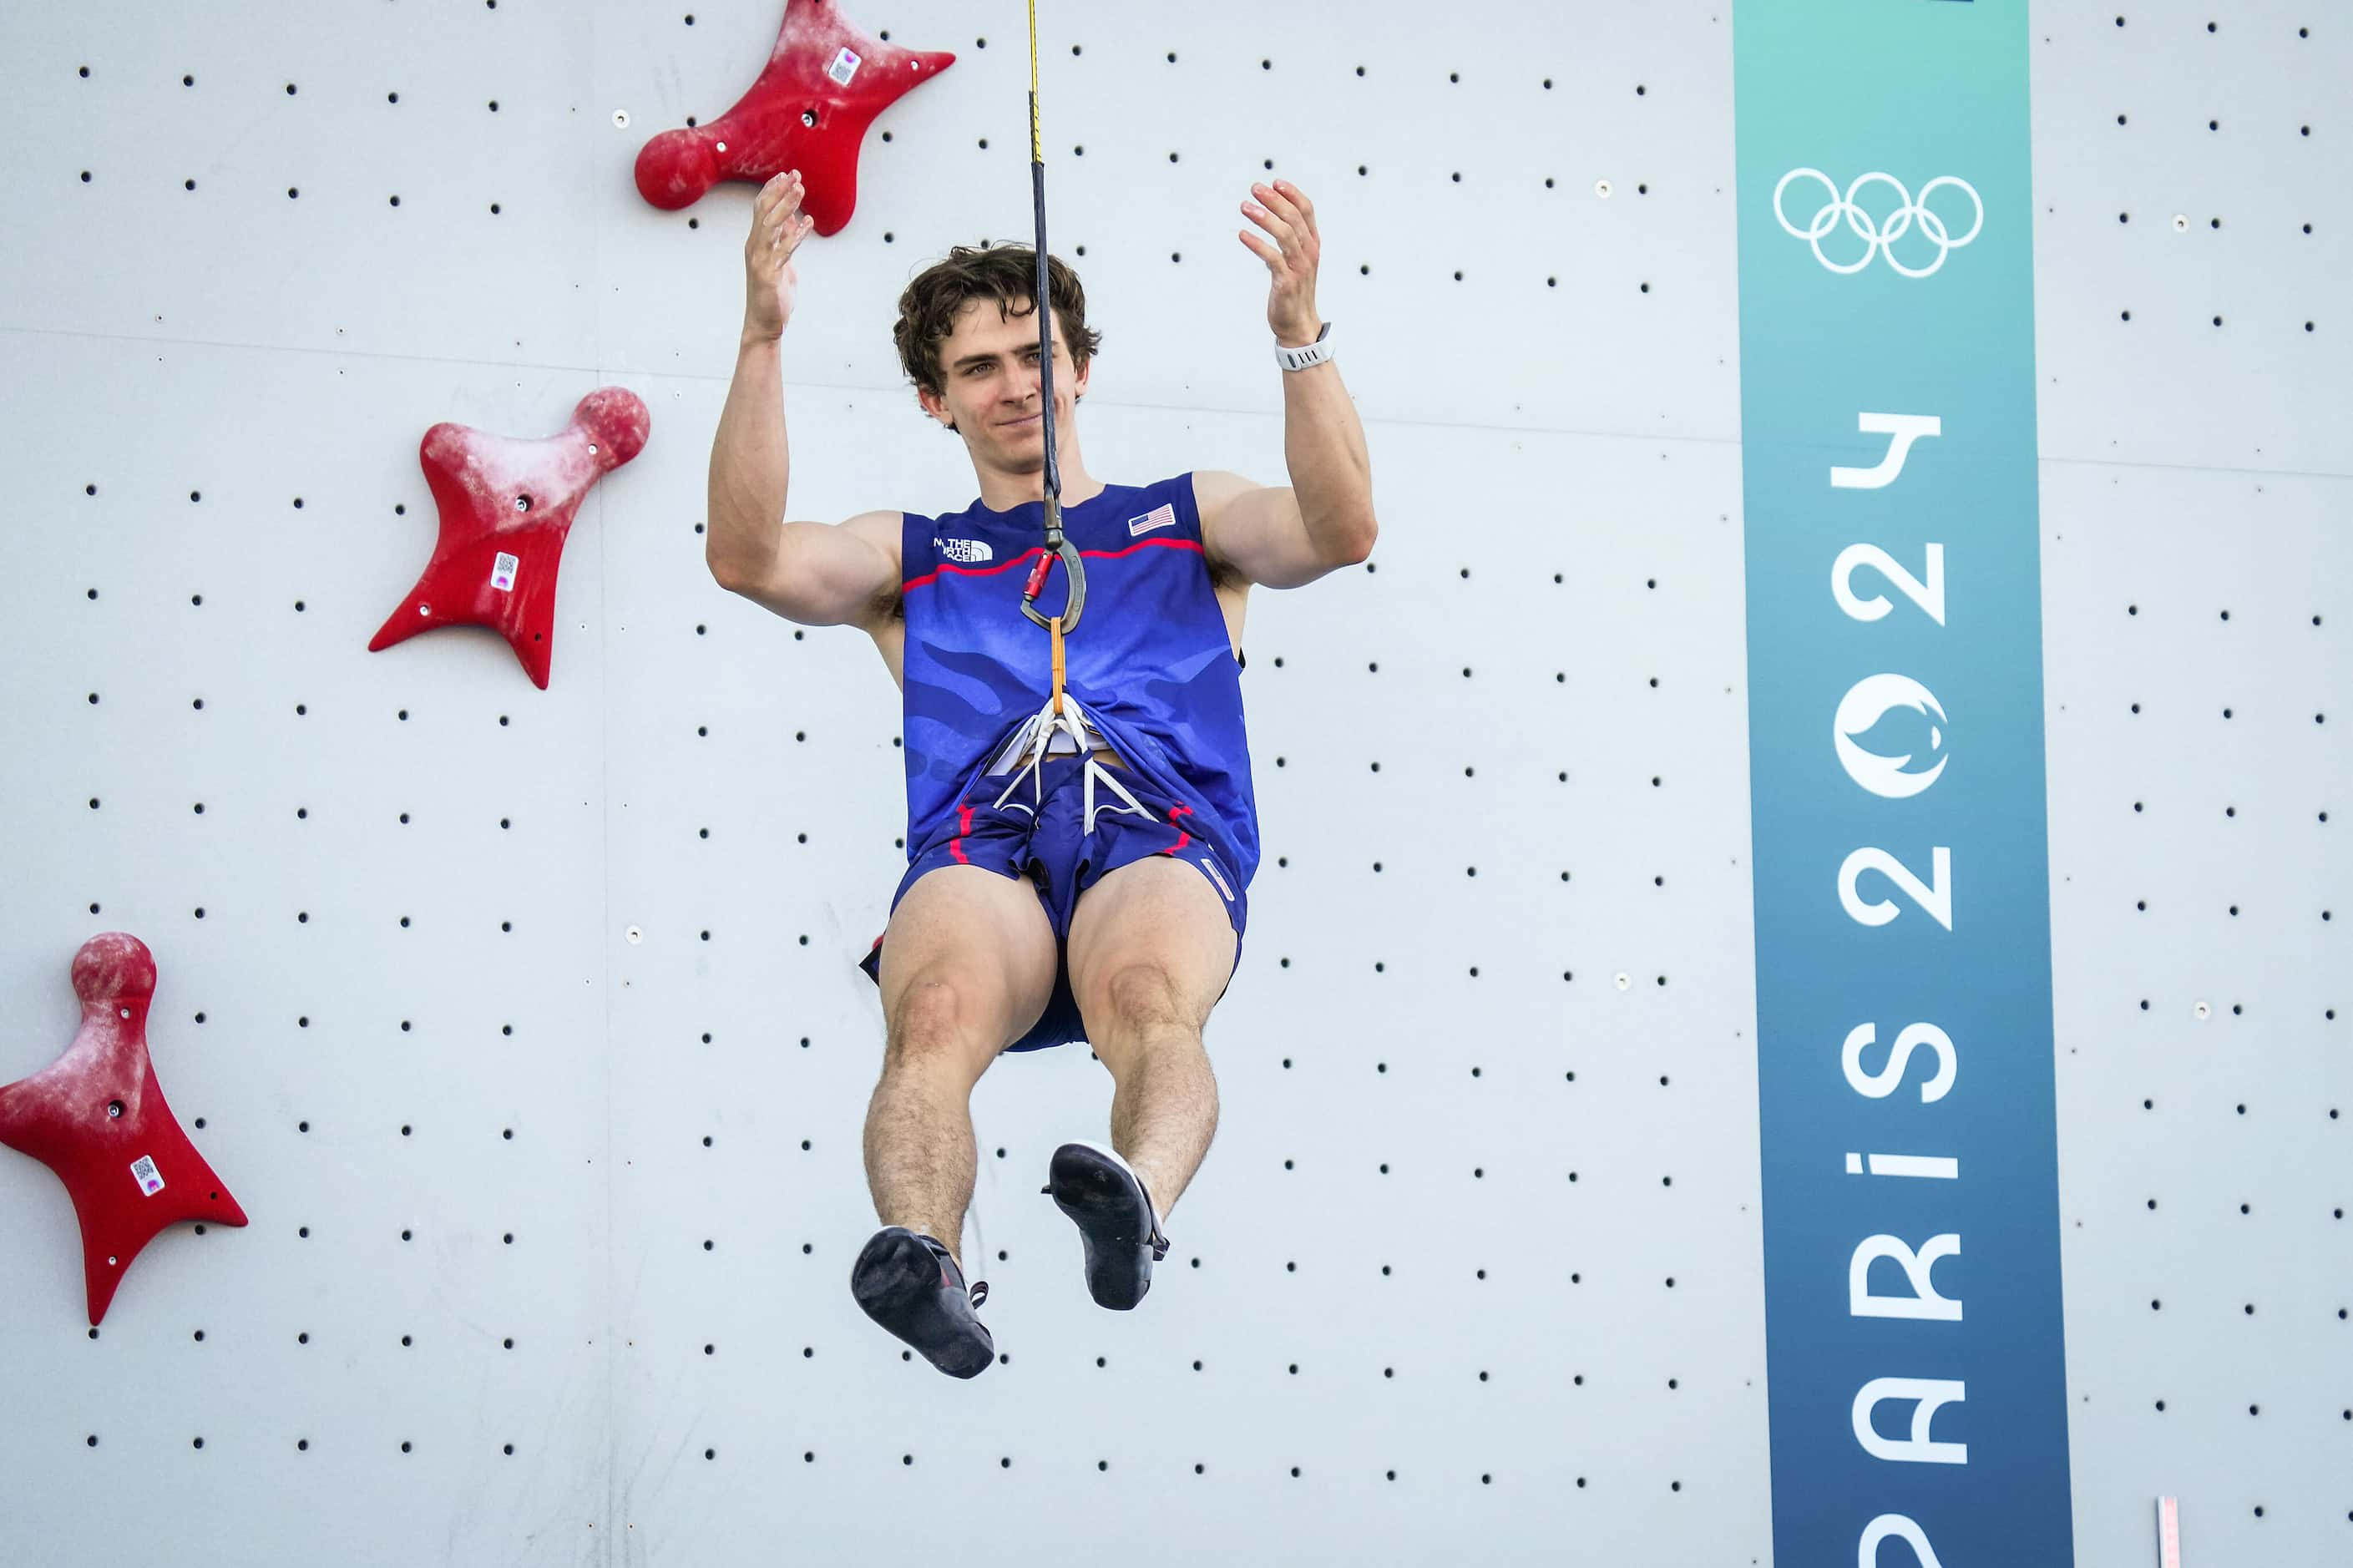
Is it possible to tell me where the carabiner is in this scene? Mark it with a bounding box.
[1020,531,1087,633]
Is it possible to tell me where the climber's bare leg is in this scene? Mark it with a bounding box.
[866,864,1058,1270]
[1065,854,1239,1227]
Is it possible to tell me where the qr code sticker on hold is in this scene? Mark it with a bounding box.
[130,1154,164,1196]
[827,47,862,87]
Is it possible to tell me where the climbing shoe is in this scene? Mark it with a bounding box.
[1042,1141,1171,1311]
[849,1226,994,1378]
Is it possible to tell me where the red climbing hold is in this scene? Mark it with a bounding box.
[367,387,649,690]
[634,0,954,230]
[0,933,249,1326]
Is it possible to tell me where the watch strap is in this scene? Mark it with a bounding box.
[1274,321,1333,372]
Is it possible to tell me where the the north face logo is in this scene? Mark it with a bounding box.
[936,537,994,564]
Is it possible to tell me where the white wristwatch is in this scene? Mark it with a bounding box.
[1274,321,1333,372]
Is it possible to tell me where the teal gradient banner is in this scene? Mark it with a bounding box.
[1733,2,2072,1563]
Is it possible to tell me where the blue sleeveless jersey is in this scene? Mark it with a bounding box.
[898,473,1260,891]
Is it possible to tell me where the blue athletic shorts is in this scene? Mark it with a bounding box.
[858,751,1247,1053]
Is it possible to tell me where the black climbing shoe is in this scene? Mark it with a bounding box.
[1042,1141,1171,1311]
[849,1226,994,1378]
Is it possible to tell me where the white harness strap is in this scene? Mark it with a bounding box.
[984,690,1159,837]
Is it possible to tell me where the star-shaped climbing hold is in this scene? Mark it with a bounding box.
[635,0,954,230]
[0,933,249,1326]
[368,387,649,690]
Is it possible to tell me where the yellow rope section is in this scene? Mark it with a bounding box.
[1027,0,1042,164]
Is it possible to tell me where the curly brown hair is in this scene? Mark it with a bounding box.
[893,242,1103,405]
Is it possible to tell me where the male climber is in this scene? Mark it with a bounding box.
[704,168,1376,1377]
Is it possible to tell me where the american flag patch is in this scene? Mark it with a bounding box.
[1128,503,1176,538]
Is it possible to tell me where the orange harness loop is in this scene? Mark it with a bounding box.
[1050,613,1067,716]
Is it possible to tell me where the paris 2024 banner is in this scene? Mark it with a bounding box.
[1735,2,2073,1564]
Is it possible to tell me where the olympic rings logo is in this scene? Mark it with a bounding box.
[1774,169,1984,278]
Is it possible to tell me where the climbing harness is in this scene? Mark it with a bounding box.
[994,2,1151,841]
[980,692,1159,842]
